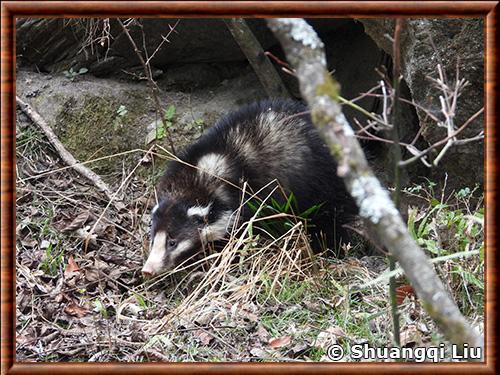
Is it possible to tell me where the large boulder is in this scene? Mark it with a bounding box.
[17,18,348,75]
[15,68,266,181]
[360,19,484,190]
[16,18,484,191]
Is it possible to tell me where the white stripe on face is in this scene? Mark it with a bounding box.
[169,239,194,263]
[201,210,234,242]
[187,203,212,218]
[142,231,167,276]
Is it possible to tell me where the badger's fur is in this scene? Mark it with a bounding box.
[142,99,357,277]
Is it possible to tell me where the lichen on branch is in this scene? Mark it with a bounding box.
[267,18,483,353]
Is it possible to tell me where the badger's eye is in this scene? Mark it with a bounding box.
[168,239,177,247]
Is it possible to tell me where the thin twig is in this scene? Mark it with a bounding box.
[144,19,180,66]
[267,17,483,354]
[16,96,114,201]
[399,107,484,167]
[117,19,177,154]
[389,18,404,348]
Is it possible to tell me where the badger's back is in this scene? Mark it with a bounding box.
[158,99,357,250]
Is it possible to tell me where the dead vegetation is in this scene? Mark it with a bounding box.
[15,103,483,362]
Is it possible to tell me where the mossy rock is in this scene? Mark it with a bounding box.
[55,95,147,177]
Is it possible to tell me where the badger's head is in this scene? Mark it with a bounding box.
[141,196,233,278]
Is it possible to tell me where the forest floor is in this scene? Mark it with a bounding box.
[15,105,484,363]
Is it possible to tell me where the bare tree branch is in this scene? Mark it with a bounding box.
[117,19,177,155]
[225,19,291,98]
[267,18,483,354]
[399,107,484,167]
[388,18,404,348]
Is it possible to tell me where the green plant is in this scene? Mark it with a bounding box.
[113,105,128,130]
[186,118,205,132]
[405,184,484,316]
[133,292,150,310]
[246,192,323,239]
[116,105,128,117]
[257,273,310,304]
[93,299,109,319]
[39,242,64,276]
[308,347,326,361]
[155,104,176,141]
[407,190,483,257]
[63,67,88,81]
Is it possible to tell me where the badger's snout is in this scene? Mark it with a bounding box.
[142,231,168,278]
[143,197,235,279]
[142,230,197,278]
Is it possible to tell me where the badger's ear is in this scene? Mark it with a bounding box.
[151,193,171,216]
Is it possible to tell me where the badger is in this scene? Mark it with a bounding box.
[142,99,358,277]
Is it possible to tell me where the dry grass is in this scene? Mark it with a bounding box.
[15,108,484,362]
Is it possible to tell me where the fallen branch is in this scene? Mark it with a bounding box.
[267,18,483,354]
[16,96,114,201]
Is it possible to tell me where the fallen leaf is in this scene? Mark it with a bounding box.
[64,302,90,318]
[194,330,213,345]
[95,224,116,241]
[256,324,270,342]
[55,211,90,233]
[396,285,415,305]
[54,292,72,303]
[84,268,101,283]
[268,335,291,348]
[20,237,38,248]
[17,333,36,345]
[64,255,80,274]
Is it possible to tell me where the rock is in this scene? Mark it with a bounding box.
[16,18,484,191]
[359,19,484,190]
[16,69,266,180]
[16,19,84,71]
[16,18,387,125]
[16,18,350,74]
